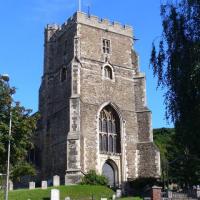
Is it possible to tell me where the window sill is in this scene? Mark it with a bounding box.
[100,152,121,156]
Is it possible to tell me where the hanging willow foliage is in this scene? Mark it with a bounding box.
[150,0,200,185]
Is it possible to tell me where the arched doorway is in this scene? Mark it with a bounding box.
[102,160,118,187]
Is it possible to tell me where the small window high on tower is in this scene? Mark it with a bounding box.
[103,39,110,54]
[104,66,112,79]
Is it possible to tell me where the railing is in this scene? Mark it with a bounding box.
[143,189,199,200]
[163,190,198,200]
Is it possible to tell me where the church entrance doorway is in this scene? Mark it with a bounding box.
[102,160,118,187]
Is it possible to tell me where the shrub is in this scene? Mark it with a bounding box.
[81,170,108,186]
[129,177,160,196]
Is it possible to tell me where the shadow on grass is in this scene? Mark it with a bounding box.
[43,198,50,200]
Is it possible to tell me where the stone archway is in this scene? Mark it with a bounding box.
[102,160,118,187]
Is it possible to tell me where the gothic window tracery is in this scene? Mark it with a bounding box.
[99,105,121,154]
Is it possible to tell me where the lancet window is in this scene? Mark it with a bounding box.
[60,66,67,82]
[104,66,113,79]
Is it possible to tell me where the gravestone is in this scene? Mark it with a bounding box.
[167,190,172,199]
[51,189,60,200]
[100,198,107,200]
[53,175,60,187]
[196,186,200,198]
[9,180,13,191]
[65,197,71,200]
[41,180,47,189]
[29,181,35,190]
[112,194,116,200]
[116,189,122,198]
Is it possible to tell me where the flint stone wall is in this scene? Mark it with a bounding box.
[36,11,160,184]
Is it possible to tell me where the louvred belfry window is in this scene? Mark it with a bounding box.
[99,105,121,154]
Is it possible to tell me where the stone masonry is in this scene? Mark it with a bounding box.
[35,11,161,185]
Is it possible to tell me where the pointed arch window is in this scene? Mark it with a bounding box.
[99,105,121,154]
[104,66,113,79]
[60,66,67,82]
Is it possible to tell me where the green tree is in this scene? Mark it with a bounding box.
[154,128,174,187]
[153,128,184,187]
[151,0,200,185]
[0,77,38,181]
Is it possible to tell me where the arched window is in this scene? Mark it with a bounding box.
[60,67,67,82]
[99,105,121,154]
[104,66,112,79]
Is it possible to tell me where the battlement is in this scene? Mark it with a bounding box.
[46,11,133,39]
[75,12,133,37]
[46,24,61,30]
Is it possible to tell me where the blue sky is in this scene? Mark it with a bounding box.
[0,0,172,128]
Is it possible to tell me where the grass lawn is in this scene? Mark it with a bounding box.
[120,198,142,200]
[0,185,142,200]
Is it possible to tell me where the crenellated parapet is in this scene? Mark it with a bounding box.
[75,12,133,37]
[45,11,133,41]
[46,24,61,30]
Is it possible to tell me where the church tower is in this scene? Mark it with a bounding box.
[36,12,160,186]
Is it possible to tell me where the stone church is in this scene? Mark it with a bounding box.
[35,11,160,186]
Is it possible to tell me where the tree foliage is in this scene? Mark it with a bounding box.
[154,128,174,185]
[0,77,38,181]
[154,128,175,161]
[151,0,200,185]
[80,170,108,186]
